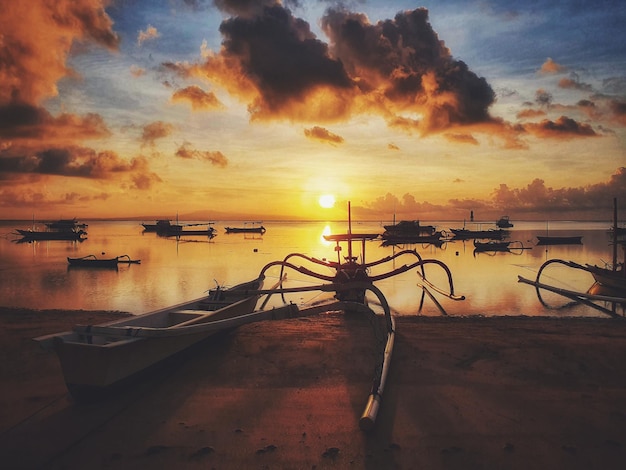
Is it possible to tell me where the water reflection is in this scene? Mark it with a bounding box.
[0,219,621,317]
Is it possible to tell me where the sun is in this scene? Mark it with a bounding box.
[318,194,336,209]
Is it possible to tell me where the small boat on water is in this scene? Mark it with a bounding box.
[16,228,87,241]
[142,219,180,233]
[450,228,506,240]
[45,218,88,231]
[473,240,511,252]
[225,223,266,234]
[495,216,514,228]
[67,254,141,268]
[381,219,444,245]
[536,235,583,245]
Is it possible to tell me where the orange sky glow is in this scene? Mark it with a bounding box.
[1,1,625,222]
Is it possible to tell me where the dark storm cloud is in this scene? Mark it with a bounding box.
[180,5,495,132]
[217,5,354,115]
[0,146,156,180]
[320,7,496,129]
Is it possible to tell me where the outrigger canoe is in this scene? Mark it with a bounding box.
[36,202,466,431]
[35,277,265,400]
[67,254,141,268]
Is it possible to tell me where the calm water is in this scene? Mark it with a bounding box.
[0,219,621,317]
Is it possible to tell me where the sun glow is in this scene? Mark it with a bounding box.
[318,194,336,208]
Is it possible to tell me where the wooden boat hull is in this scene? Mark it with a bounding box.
[17,229,86,241]
[586,265,626,292]
[473,240,511,251]
[36,278,263,399]
[536,236,582,245]
[450,229,506,240]
[225,226,266,234]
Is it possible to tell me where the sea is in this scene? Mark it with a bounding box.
[0,219,623,318]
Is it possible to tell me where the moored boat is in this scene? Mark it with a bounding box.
[450,228,506,240]
[225,225,266,234]
[45,218,88,231]
[496,216,514,228]
[142,219,180,233]
[67,254,141,268]
[16,228,87,241]
[473,240,511,252]
[536,235,583,245]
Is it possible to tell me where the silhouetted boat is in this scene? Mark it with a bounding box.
[495,216,513,228]
[35,276,265,400]
[473,240,511,252]
[142,219,180,233]
[67,254,141,268]
[450,228,506,240]
[536,235,582,245]
[225,223,266,234]
[383,220,438,236]
[16,228,87,241]
[45,218,88,231]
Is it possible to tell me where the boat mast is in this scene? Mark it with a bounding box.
[613,198,618,273]
[347,201,353,262]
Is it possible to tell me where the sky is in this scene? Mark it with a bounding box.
[1,0,625,221]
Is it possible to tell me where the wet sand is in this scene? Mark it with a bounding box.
[1,307,625,469]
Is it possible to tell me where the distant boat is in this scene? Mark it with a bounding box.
[536,235,583,245]
[450,228,506,240]
[383,220,438,237]
[45,218,88,231]
[16,228,87,241]
[143,220,216,237]
[67,254,141,268]
[473,240,511,252]
[495,216,514,228]
[225,223,266,234]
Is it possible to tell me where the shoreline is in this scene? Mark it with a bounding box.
[1,307,625,469]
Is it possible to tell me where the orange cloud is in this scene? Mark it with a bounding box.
[444,133,479,145]
[0,0,119,106]
[303,126,344,145]
[171,86,223,110]
[524,116,597,138]
[137,25,160,46]
[539,57,566,74]
[141,121,175,146]
[175,143,228,167]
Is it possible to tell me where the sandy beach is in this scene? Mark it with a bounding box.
[1,307,625,469]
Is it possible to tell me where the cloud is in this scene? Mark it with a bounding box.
[539,57,566,74]
[0,0,119,106]
[0,146,161,187]
[523,115,598,138]
[175,142,228,167]
[141,121,175,146]
[171,86,223,110]
[0,102,111,147]
[558,77,593,92]
[169,5,495,134]
[137,25,160,46]
[491,167,626,213]
[303,126,344,145]
[444,133,479,145]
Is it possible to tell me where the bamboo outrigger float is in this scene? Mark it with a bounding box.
[36,202,465,431]
[519,198,625,316]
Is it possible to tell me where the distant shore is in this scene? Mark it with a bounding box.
[1,307,626,469]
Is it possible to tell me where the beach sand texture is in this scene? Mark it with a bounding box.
[1,308,626,469]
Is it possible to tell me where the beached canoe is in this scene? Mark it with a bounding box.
[35,277,265,400]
